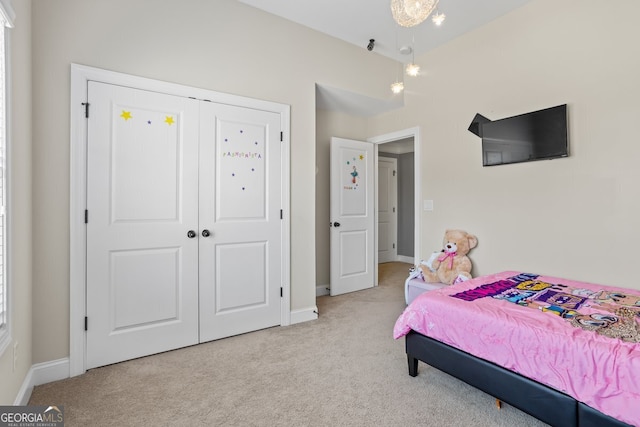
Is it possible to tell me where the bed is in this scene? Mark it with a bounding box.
[394,271,639,427]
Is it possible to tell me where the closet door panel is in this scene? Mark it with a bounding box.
[198,103,282,342]
[86,82,200,369]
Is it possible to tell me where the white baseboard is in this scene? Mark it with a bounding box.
[316,284,329,297]
[290,306,318,324]
[397,255,414,264]
[14,358,70,405]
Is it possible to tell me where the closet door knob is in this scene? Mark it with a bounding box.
[202,229,211,237]
[187,230,197,238]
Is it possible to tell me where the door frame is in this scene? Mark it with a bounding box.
[368,127,421,286]
[377,156,398,263]
[70,64,291,377]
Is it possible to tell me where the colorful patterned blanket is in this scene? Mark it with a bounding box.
[393,271,640,425]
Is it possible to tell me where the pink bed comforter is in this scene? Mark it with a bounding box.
[393,271,640,426]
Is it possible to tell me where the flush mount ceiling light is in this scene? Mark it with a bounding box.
[390,0,439,28]
[399,45,412,55]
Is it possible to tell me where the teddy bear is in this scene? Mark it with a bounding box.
[419,229,478,285]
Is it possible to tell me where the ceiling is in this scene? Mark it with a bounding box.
[237,0,534,62]
[237,0,534,118]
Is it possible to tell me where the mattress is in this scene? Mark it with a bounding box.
[394,271,640,426]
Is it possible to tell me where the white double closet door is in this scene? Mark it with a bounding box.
[86,82,282,369]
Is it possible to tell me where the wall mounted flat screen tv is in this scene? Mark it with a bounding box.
[481,104,568,166]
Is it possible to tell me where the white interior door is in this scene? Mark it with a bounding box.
[198,102,282,342]
[378,157,397,263]
[86,82,200,369]
[330,137,375,296]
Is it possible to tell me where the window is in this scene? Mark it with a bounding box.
[0,0,13,355]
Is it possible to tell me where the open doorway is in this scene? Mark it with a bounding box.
[323,131,419,296]
[314,125,421,297]
[369,127,421,287]
[314,84,418,297]
[377,137,415,265]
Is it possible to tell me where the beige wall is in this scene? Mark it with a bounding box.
[0,0,32,404]
[11,0,640,400]
[367,0,640,289]
[30,0,397,364]
[315,109,368,288]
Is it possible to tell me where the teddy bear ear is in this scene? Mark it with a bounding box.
[467,234,478,249]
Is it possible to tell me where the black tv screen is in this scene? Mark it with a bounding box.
[481,104,568,166]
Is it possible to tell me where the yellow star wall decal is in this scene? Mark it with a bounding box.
[165,116,175,126]
[359,154,364,160]
[120,110,132,121]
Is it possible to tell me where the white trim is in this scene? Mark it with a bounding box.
[0,327,8,357]
[70,64,291,376]
[373,146,379,287]
[368,127,421,267]
[13,366,33,406]
[0,0,15,28]
[13,358,70,406]
[280,106,291,326]
[69,66,88,378]
[0,1,10,358]
[290,307,319,324]
[377,156,398,263]
[316,284,329,297]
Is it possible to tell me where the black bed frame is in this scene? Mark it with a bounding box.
[405,331,633,427]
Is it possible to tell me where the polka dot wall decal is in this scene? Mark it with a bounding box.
[147,120,152,125]
[242,187,245,190]
[240,130,244,133]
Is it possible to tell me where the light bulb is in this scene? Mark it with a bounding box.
[432,12,446,26]
[406,63,420,77]
[391,81,404,94]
